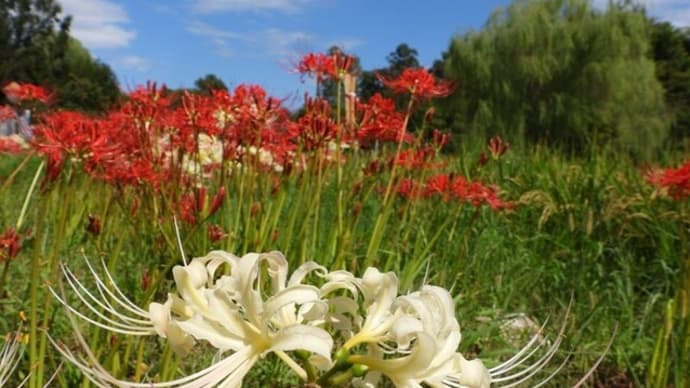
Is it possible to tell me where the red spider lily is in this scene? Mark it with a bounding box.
[356,93,410,146]
[289,97,339,150]
[32,111,120,180]
[397,178,421,199]
[330,48,356,80]
[477,153,489,167]
[141,269,151,291]
[179,186,226,224]
[2,82,53,104]
[167,91,220,153]
[413,173,512,210]
[363,160,384,176]
[391,147,445,170]
[423,174,452,201]
[179,194,198,224]
[223,84,290,150]
[0,105,16,120]
[376,68,454,100]
[450,176,512,210]
[86,215,102,236]
[0,227,20,262]
[647,160,690,200]
[488,136,510,160]
[0,136,24,154]
[431,130,450,149]
[295,53,336,82]
[207,224,227,243]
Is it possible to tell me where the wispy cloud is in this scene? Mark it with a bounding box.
[325,38,366,52]
[643,0,690,26]
[191,0,313,13]
[114,55,152,72]
[593,0,690,26]
[186,22,317,58]
[60,0,136,49]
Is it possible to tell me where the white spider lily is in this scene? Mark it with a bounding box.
[52,250,334,387]
[50,258,158,336]
[51,249,598,387]
[348,285,491,388]
[342,267,400,349]
[444,303,573,388]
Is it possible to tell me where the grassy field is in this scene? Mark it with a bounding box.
[0,77,688,387]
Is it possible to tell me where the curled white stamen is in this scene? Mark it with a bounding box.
[49,259,155,336]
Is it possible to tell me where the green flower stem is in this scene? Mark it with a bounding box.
[282,173,308,257]
[365,96,416,267]
[28,192,48,388]
[37,171,80,388]
[0,160,39,298]
[0,151,33,195]
[133,338,146,381]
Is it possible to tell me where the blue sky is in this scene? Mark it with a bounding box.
[59,0,690,106]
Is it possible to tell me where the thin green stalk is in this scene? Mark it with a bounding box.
[37,172,79,388]
[364,96,416,267]
[16,160,44,230]
[28,197,48,388]
[0,160,41,297]
[307,153,325,262]
[333,78,345,263]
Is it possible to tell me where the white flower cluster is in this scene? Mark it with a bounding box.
[51,251,565,387]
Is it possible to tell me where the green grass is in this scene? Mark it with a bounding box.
[0,137,685,386]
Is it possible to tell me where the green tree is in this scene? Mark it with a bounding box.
[57,38,121,112]
[385,43,420,78]
[194,73,228,95]
[438,0,668,158]
[1,1,121,112]
[649,21,690,147]
[356,44,419,103]
[0,0,71,92]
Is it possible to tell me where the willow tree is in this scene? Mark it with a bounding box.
[439,0,668,157]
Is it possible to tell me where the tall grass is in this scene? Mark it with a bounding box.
[0,134,684,386]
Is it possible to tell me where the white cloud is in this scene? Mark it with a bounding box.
[60,0,136,49]
[186,22,317,58]
[114,55,152,72]
[261,28,314,56]
[191,0,312,13]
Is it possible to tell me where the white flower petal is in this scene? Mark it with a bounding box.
[176,314,247,352]
[269,324,333,361]
[149,297,172,338]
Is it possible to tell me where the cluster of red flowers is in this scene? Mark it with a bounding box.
[397,174,511,210]
[179,187,226,224]
[30,83,299,186]
[288,97,339,151]
[392,147,445,170]
[2,82,53,104]
[478,136,510,167]
[0,136,24,154]
[377,68,454,100]
[355,93,409,146]
[295,50,355,82]
[647,160,690,200]
[0,227,20,262]
[5,51,514,229]
[0,105,16,120]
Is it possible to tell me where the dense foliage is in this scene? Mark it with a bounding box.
[436,0,669,158]
[0,0,121,112]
